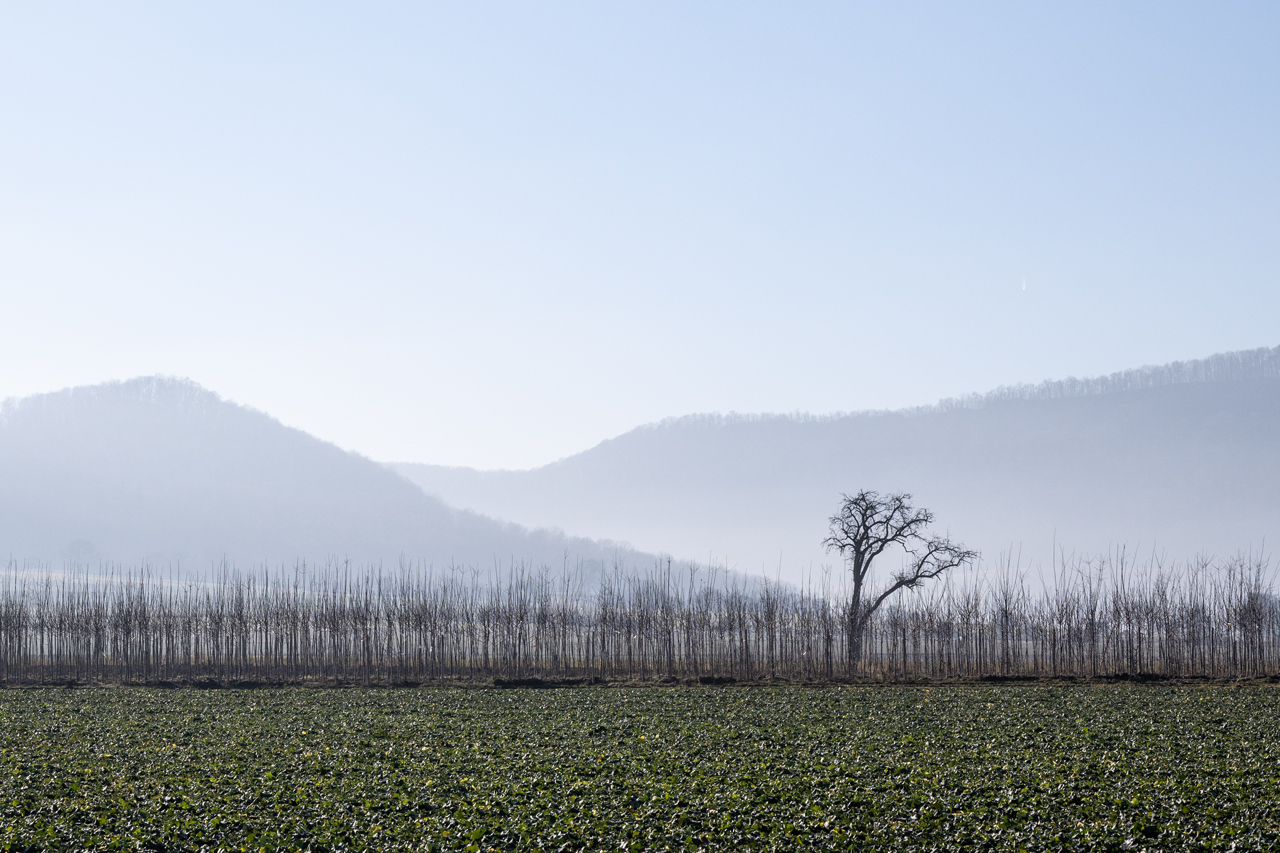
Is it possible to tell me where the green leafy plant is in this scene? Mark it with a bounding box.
[0,685,1276,850]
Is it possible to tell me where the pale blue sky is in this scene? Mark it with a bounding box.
[2,2,1277,468]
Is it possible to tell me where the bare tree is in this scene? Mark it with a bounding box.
[2,546,1279,685]
[823,490,976,673]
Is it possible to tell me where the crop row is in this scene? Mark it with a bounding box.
[0,684,1277,850]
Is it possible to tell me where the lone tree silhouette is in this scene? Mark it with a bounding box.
[824,490,977,672]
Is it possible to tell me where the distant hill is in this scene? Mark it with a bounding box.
[0,377,639,571]
[392,346,1280,575]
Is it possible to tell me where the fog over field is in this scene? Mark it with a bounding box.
[1,346,1275,578]
[394,346,1280,577]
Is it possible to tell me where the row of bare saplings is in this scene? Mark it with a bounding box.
[0,552,1274,684]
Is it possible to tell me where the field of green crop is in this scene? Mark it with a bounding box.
[0,685,1276,851]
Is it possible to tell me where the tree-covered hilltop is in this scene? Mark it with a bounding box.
[0,376,641,571]
[394,345,1280,574]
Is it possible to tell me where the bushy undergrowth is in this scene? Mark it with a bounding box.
[0,685,1276,851]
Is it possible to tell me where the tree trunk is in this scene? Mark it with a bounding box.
[847,600,865,675]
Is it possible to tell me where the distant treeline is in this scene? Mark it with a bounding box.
[0,553,1275,685]
[644,344,1280,431]
[936,344,1280,412]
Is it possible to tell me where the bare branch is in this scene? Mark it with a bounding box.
[824,490,977,671]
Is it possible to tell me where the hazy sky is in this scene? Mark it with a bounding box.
[2,2,1277,469]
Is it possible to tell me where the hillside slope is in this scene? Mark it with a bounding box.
[0,377,637,570]
[393,346,1280,573]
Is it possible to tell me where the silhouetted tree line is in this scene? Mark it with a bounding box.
[636,346,1280,436]
[936,345,1280,412]
[0,550,1274,685]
